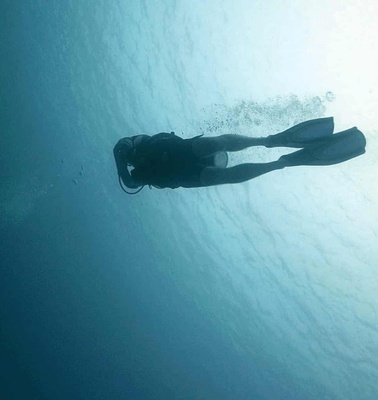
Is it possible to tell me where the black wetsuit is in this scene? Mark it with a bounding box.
[114,132,210,189]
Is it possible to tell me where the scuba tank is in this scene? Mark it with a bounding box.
[200,151,228,168]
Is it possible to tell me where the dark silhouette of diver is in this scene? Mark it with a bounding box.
[113,117,366,194]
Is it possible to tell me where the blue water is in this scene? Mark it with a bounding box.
[1,1,378,399]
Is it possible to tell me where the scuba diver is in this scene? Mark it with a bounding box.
[113,117,366,194]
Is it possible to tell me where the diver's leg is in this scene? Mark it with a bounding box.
[200,160,285,186]
[192,135,266,157]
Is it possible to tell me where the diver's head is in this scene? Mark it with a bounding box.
[113,138,142,190]
[114,137,147,169]
[113,138,135,164]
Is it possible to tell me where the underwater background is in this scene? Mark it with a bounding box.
[1,1,378,399]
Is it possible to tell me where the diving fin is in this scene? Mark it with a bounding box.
[266,117,335,148]
[279,127,366,167]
